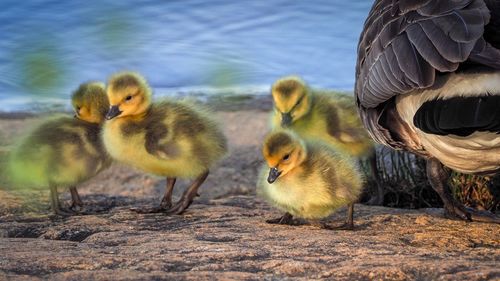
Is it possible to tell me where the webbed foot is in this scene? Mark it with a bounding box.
[266,212,296,225]
[165,171,208,215]
[52,208,74,217]
[319,221,354,230]
[69,201,84,212]
[427,158,500,224]
[444,203,500,224]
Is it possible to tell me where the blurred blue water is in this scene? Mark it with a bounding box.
[0,0,372,112]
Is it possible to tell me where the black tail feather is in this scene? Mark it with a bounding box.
[413,95,500,136]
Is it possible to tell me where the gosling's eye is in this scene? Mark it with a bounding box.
[125,95,133,101]
[283,154,290,161]
[75,106,81,111]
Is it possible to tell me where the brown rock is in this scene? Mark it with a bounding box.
[0,110,499,280]
[414,215,431,225]
[0,196,499,280]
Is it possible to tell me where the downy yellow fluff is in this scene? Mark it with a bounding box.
[258,129,363,228]
[103,72,227,214]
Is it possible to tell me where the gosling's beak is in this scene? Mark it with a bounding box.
[281,113,292,127]
[267,167,282,184]
[106,105,122,120]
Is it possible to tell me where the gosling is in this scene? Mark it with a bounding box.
[258,130,363,229]
[7,82,111,215]
[103,72,227,214]
[271,76,382,205]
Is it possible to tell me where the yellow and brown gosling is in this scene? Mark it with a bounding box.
[270,76,383,205]
[7,82,111,215]
[258,129,364,229]
[102,71,227,214]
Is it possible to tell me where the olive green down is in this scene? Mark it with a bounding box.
[6,83,111,190]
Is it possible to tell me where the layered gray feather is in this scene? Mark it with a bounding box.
[355,0,491,109]
[354,0,500,149]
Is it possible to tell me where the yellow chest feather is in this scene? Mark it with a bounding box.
[258,168,340,219]
[102,119,203,178]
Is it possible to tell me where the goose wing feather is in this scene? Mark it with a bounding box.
[354,0,497,148]
[355,0,490,109]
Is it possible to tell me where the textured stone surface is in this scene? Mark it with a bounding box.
[0,196,499,280]
[0,110,499,280]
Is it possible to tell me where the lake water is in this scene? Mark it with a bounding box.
[0,0,373,112]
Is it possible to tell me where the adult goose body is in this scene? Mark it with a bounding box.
[355,0,500,222]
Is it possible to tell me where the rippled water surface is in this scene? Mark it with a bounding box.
[0,0,373,112]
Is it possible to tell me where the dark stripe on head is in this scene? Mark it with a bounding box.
[273,78,304,97]
[110,73,143,90]
[265,131,293,156]
[72,82,109,119]
[72,83,91,101]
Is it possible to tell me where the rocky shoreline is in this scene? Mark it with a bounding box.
[0,106,499,280]
[1,196,499,280]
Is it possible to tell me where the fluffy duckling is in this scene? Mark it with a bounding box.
[7,82,111,215]
[258,130,363,229]
[103,72,227,214]
[270,76,383,205]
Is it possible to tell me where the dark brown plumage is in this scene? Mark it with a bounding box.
[265,131,294,156]
[355,0,500,222]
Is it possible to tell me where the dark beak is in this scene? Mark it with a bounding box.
[267,167,282,184]
[281,113,292,127]
[106,105,122,120]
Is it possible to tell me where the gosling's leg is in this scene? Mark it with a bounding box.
[132,177,177,214]
[343,203,355,230]
[161,177,176,209]
[366,150,384,205]
[266,212,295,225]
[166,171,209,215]
[320,203,355,230]
[69,186,83,211]
[426,158,500,223]
[50,185,72,216]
